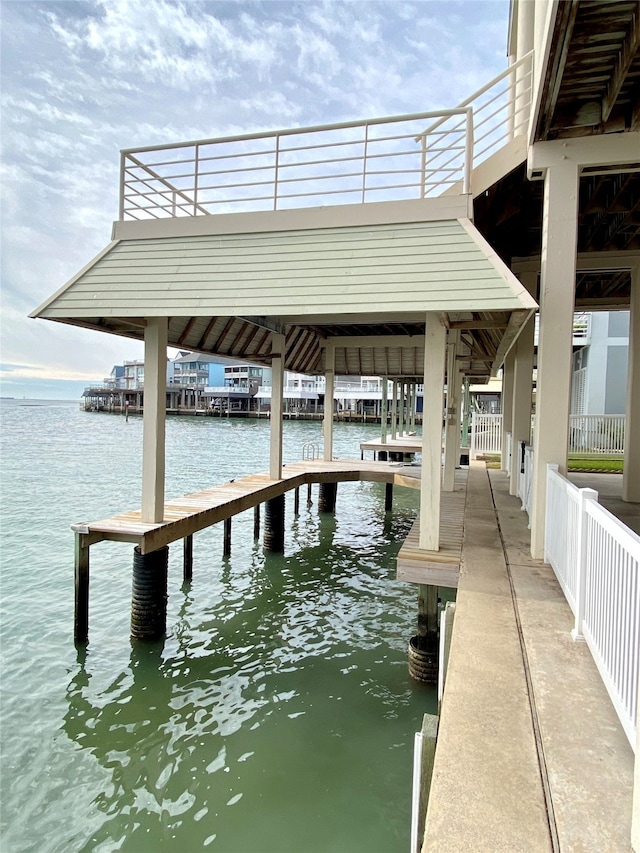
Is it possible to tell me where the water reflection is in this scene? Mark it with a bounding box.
[63,491,433,853]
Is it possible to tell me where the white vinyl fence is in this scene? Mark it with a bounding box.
[470,413,503,459]
[545,463,639,750]
[472,414,626,460]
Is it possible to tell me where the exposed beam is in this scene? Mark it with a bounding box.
[601,8,640,122]
[449,319,508,330]
[325,335,425,348]
[538,0,581,139]
[239,316,286,336]
[491,309,534,376]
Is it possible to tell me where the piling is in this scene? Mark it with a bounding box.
[74,533,89,644]
[183,534,193,583]
[131,545,169,640]
[318,482,337,513]
[223,517,232,557]
[294,486,300,515]
[264,494,285,552]
[385,482,393,512]
[307,482,313,506]
[408,584,439,684]
[253,504,260,539]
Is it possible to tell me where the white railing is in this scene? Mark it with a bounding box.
[569,415,625,455]
[119,109,473,220]
[118,52,534,221]
[470,412,503,459]
[545,463,639,750]
[535,312,592,347]
[504,430,513,476]
[517,442,534,519]
[470,413,625,459]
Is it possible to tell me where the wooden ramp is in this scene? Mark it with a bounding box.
[72,458,418,555]
[396,468,468,588]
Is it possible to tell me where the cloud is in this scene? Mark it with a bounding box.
[1,0,510,390]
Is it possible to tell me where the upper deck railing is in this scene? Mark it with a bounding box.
[119,52,532,221]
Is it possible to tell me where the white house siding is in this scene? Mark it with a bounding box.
[35,219,535,321]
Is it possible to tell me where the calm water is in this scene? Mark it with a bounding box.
[0,401,434,853]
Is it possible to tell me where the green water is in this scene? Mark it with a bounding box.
[0,401,434,852]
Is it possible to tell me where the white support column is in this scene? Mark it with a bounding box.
[420,314,446,551]
[501,349,515,471]
[391,380,398,440]
[269,333,285,480]
[323,342,335,462]
[510,313,535,496]
[633,673,640,851]
[443,331,460,492]
[623,265,640,503]
[399,381,405,438]
[141,317,168,523]
[381,376,388,444]
[530,160,580,558]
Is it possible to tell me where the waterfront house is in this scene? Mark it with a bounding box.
[31,0,640,847]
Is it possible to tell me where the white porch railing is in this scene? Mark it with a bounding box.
[470,413,626,458]
[118,52,534,221]
[119,109,473,220]
[505,430,513,476]
[470,412,503,459]
[545,463,639,750]
[516,442,534,519]
[570,414,625,455]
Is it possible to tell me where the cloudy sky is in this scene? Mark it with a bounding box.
[1,0,510,399]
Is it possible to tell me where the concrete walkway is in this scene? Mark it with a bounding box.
[423,462,634,852]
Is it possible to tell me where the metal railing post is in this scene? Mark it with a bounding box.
[119,152,126,220]
[273,134,280,211]
[463,107,473,194]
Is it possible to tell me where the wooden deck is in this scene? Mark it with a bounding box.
[396,468,467,588]
[360,434,423,460]
[72,458,420,554]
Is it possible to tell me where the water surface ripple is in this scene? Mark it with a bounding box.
[0,401,435,852]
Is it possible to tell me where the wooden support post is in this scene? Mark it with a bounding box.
[381,376,388,444]
[318,482,337,513]
[270,333,285,480]
[391,379,398,440]
[223,517,232,558]
[531,158,579,558]
[131,545,169,641]
[443,331,460,492]
[418,583,438,637]
[385,482,393,512]
[624,264,640,503]
[323,342,335,461]
[420,314,446,550]
[253,504,260,539]
[141,317,168,524]
[183,534,193,583]
[294,486,300,515]
[307,482,313,506]
[510,311,535,495]
[264,495,285,552]
[74,533,89,644]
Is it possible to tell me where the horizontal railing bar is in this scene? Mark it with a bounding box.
[121,108,468,157]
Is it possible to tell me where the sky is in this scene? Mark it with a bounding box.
[1,0,510,399]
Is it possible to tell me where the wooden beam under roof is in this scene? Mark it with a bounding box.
[449,319,508,330]
[491,310,534,376]
[601,5,640,121]
[538,0,581,140]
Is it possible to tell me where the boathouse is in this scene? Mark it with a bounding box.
[31,0,640,849]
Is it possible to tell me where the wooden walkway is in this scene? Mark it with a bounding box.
[396,468,467,588]
[72,458,422,555]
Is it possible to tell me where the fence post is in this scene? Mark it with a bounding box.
[470,412,477,460]
[571,486,599,641]
[544,463,559,564]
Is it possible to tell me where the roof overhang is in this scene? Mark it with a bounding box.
[31,199,537,379]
